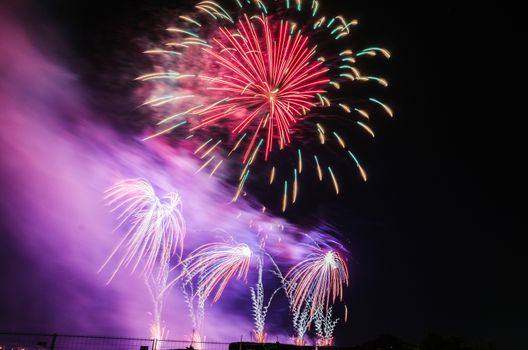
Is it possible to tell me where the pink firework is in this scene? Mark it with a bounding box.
[192,15,330,162]
[177,242,252,302]
[286,249,348,316]
[101,179,186,282]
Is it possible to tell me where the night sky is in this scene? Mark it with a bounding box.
[1,1,525,349]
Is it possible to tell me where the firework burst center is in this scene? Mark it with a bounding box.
[195,15,330,158]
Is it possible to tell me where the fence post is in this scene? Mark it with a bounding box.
[50,334,57,350]
[151,338,157,350]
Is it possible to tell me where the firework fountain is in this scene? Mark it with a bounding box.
[180,260,207,346]
[314,305,339,346]
[290,293,313,346]
[101,179,186,340]
[250,257,280,343]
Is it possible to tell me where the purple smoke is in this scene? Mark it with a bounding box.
[0,4,346,342]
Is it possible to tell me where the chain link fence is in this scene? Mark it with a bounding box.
[0,333,231,350]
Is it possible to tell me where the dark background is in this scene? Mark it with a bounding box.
[1,1,526,349]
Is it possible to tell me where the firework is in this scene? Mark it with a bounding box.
[189,14,329,163]
[291,293,313,346]
[286,249,348,317]
[139,0,393,209]
[175,242,252,302]
[314,305,339,346]
[101,179,186,341]
[266,251,313,345]
[146,265,170,341]
[250,257,280,343]
[180,260,206,348]
[100,179,186,282]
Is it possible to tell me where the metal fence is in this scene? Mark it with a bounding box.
[0,333,230,350]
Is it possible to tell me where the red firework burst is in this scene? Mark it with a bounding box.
[138,0,393,209]
[192,15,329,163]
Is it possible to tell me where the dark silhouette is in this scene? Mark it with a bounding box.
[420,334,496,350]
